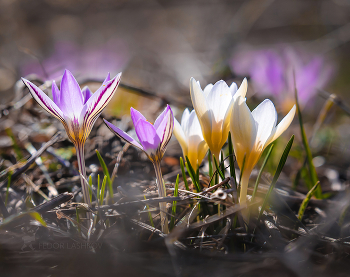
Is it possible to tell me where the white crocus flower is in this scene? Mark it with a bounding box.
[190,78,248,161]
[230,96,296,204]
[173,108,209,170]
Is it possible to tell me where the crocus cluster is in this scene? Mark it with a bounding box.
[230,45,334,112]
[173,78,295,205]
[23,65,296,229]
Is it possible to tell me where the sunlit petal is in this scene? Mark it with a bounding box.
[82,86,93,104]
[197,140,209,167]
[135,119,161,155]
[102,73,111,85]
[52,81,60,107]
[190,78,212,144]
[22,78,64,123]
[223,78,249,143]
[130,107,147,126]
[104,119,144,151]
[173,118,188,157]
[173,108,208,169]
[266,105,296,146]
[60,69,84,117]
[203,83,213,98]
[206,80,232,122]
[234,78,248,100]
[159,106,174,154]
[230,96,256,168]
[181,108,190,133]
[154,105,171,139]
[251,99,277,147]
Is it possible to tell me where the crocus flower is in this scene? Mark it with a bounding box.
[22,70,122,207]
[190,77,247,162]
[230,95,296,204]
[230,46,334,112]
[173,108,209,170]
[104,105,174,233]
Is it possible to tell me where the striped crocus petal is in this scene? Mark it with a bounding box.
[103,119,144,151]
[158,106,174,155]
[154,105,171,142]
[80,73,122,142]
[82,86,93,104]
[102,73,111,84]
[52,81,61,106]
[22,78,65,123]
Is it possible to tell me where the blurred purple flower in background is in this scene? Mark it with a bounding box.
[230,45,335,111]
[21,39,129,81]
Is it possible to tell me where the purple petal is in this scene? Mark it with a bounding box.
[52,81,60,106]
[60,69,84,117]
[130,107,147,127]
[79,73,122,142]
[22,78,64,122]
[159,106,174,154]
[154,105,171,142]
[81,86,93,104]
[135,119,161,154]
[103,73,111,85]
[104,119,143,151]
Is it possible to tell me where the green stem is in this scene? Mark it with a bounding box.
[75,144,92,208]
[212,150,221,184]
[239,169,252,204]
[153,161,169,234]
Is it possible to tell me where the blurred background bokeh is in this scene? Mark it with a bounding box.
[1,0,350,114]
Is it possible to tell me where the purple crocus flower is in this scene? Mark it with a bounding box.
[230,46,335,111]
[22,69,122,207]
[104,105,174,233]
[104,105,174,164]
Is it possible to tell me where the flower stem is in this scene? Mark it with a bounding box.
[212,150,221,183]
[75,144,92,208]
[239,169,252,204]
[153,161,169,234]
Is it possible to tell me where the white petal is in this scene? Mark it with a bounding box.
[173,118,188,156]
[230,96,256,168]
[190,78,212,143]
[206,80,232,122]
[203,83,213,98]
[251,99,277,147]
[266,105,296,146]
[229,82,238,97]
[233,78,248,100]
[181,108,190,133]
[188,110,203,139]
[222,78,249,141]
